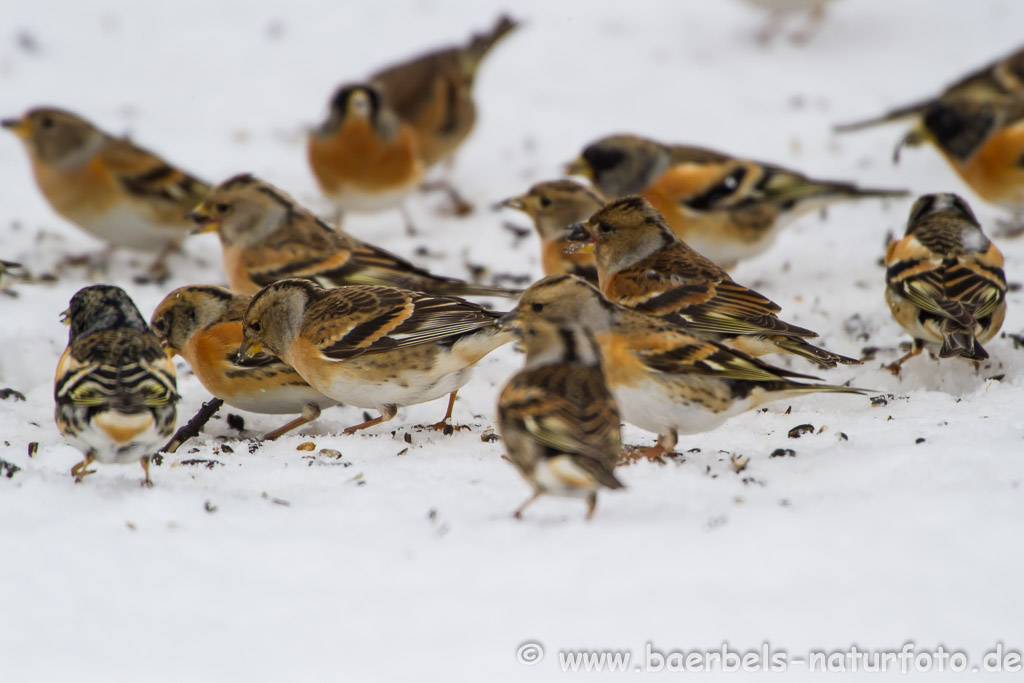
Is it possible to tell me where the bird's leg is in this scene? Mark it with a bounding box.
[512,491,541,520]
[584,492,598,521]
[140,456,153,488]
[421,391,468,433]
[332,207,344,229]
[422,179,473,216]
[644,430,678,459]
[136,242,179,285]
[399,205,418,237]
[886,341,923,376]
[58,246,115,277]
[262,403,322,441]
[343,404,398,435]
[71,453,96,482]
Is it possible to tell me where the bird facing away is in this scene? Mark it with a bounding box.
[188,173,519,298]
[567,133,906,268]
[150,285,339,440]
[308,15,519,220]
[565,196,860,368]
[511,274,866,457]
[2,107,210,281]
[238,279,515,434]
[836,45,1024,217]
[495,179,604,283]
[55,285,178,484]
[885,193,1007,374]
[497,315,623,520]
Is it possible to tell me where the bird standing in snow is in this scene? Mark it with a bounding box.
[884,193,1007,374]
[55,285,178,485]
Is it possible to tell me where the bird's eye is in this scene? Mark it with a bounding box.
[538,196,551,209]
[599,222,614,233]
[152,319,166,333]
[39,116,54,130]
[531,302,544,313]
[215,203,230,213]
[250,320,262,332]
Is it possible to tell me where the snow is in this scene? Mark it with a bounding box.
[2,0,1023,680]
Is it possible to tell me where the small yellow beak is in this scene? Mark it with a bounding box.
[236,340,262,363]
[1,117,31,139]
[187,206,218,234]
[564,242,594,254]
[493,195,526,212]
[565,157,592,178]
[59,307,71,325]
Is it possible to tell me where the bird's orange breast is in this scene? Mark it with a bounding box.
[308,119,423,195]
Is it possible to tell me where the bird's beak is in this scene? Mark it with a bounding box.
[187,206,217,234]
[236,340,262,363]
[565,157,591,178]
[564,222,596,253]
[492,195,526,212]
[59,307,70,325]
[498,310,522,329]
[1,117,31,139]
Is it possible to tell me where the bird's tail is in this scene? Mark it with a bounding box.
[833,99,933,133]
[755,381,870,401]
[464,15,519,77]
[435,280,523,299]
[771,336,862,368]
[939,328,988,361]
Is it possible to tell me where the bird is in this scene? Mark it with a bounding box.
[1,107,210,281]
[566,133,906,268]
[511,274,866,457]
[565,196,859,368]
[494,179,604,283]
[836,45,1024,222]
[55,285,178,484]
[150,285,339,441]
[884,193,1007,374]
[496,315,623,519]
[237,279,516,434]
[188,173,519,298]
[308,15,519,221]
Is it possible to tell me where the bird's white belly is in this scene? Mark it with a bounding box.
[313,359,473,410]
[224,385,338,415]
[72,421,167,464]
[77,204,186,252]
[613,380,752,437]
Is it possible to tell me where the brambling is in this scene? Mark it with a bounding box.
[308,15,519,218]
[566,134,906,268]
[497,316,623,520]
[1,108,210,280]
[188,174,519,298]
[55,285,178,484]
[512,274,865,457]
[884,193,1007,373]
[495,180,604,284]
[238,279,515,434]
[836,46,1024,218]
[150,285,339,440]
[565,196,859,368]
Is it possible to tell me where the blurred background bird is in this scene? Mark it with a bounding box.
[54,285,178,485]
[567,134,905,268]
[497,315,623,520]
[736,0,837,44]
[884,193,1007,374]
[494,179,603,283]
[2,108,210,282]
[308,15,519,231]
[836,45,1024,233]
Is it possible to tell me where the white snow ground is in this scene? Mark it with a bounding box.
[1,1,1023,680]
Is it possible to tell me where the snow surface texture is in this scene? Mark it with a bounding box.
[2,1,1023,681]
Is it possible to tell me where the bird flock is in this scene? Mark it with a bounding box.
[2,14,1019,519]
